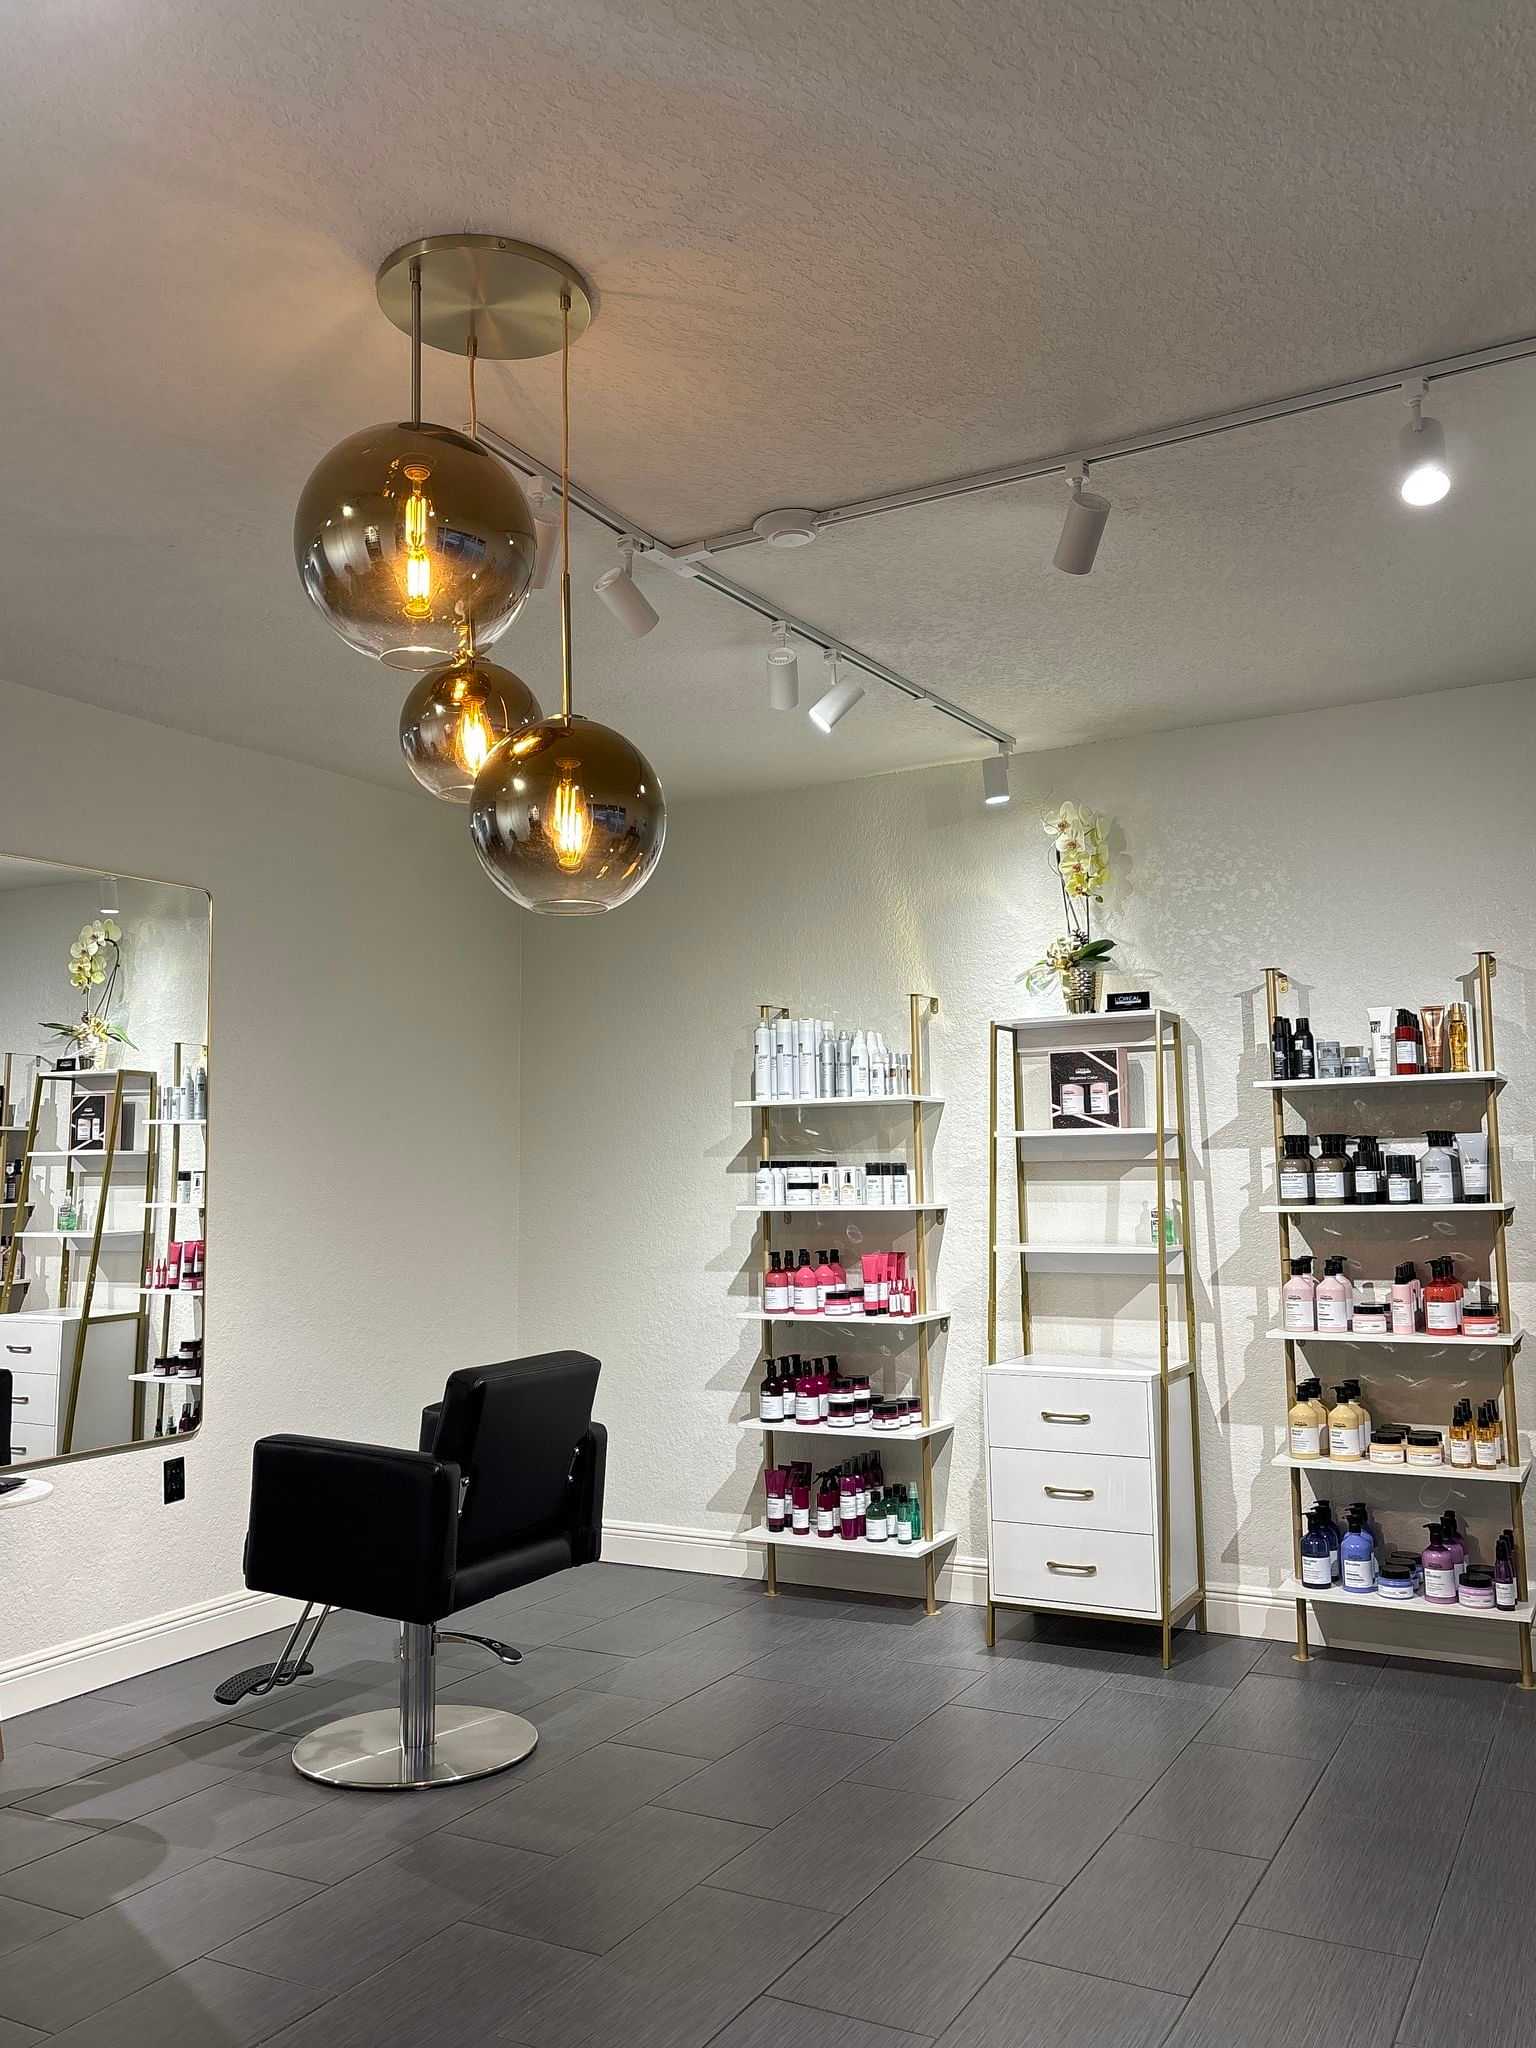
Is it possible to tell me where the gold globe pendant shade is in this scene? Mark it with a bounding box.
[469,715,666,915]
[399,654,542,804]
[294,422,537,669]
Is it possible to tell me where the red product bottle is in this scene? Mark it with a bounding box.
[792,1249,819,1316]
[839,1474,859,1540]
[765,1468,787,1531]
[816,1473,839,1538]
[790,1480,811,1534]
[1423,1256,1464,1334]
[815,1251,837,1311]
[1393,1009,1421,1074]
[165,1240,181,1290]
[763,1253,789,1315]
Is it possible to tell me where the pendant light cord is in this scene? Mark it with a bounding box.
[560,289,573,724]
[466,329,478,442]
[409,258,422,429]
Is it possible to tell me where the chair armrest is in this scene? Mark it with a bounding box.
[245,1434,460,1625]
[568,1422,606,1566]
[418,1401,443,1453]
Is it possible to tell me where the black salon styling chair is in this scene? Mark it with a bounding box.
[222,1351,604,1790]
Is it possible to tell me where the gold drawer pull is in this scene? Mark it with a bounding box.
[1041,1410,1090,1424]
[1044,1485,1094,1499]
[1046,1560,1098,1576]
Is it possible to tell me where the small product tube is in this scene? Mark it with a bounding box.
[1366,1006,1394,1079]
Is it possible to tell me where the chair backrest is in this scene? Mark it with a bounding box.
[426,1352,600,1570]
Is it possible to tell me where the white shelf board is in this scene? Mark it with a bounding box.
[42,1071,153,1088]
[1008,1127,1178,1161]
[1263,1201,1512,1215]
[998,1012,1168,1048]
[145,1117,206,1128]
[744,1523,957,1560]
[1281,1576,1535,1624]
[130,1373,202,1386]
[1266,1325,1522,1349]
[988,1350,1167,1378]
[736,1202,947,1215]
[1272,1452,1530,1487]
[16,1229,141,1243]
[740,1308,949,1326]
[1257,1071,1504,1093]
[737,1415,954,1443]
[995,1242,1184,1275]
[734,1095,941,1110]
[137,1287,204,1300]
[26,1149,149,1163]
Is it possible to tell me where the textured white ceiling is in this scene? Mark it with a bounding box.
[5,0,1536,799]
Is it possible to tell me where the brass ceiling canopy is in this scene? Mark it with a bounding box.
[375,234,594,361]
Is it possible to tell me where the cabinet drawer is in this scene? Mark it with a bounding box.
[990,1521,1159,1615]
[1,1323,65,1373]
[986,1373,1150,1458]
[7,1418,60,1463]
[5,1371,59,1425]
[990,1447,1154,1535]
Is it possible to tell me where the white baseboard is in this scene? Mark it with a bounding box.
[602,1520,1520,1668]
[0,1589,303,1720]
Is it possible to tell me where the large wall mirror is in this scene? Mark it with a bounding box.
[1,855,209,1476]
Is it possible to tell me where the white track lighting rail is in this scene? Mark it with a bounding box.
[474,422,1016,750]
[671,327,1536,556]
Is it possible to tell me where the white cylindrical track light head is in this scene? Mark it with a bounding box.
[766,622,799,710]
[808,652,865,734]
[982,748,1011,806]
[529,487,560,589]
[1398,382,1449,507]
[1053,464,1111,575]
[594,539,660,636]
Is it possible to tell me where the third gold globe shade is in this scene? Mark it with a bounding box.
[469,716,667,915]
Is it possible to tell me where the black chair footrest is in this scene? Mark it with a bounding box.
[214,1659,315,1705]
[436,1632,523,1666]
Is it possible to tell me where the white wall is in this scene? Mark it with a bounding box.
[0,678,522,1709]
[516,675,1536,1644]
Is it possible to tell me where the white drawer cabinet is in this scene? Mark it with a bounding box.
[984,1356,1200,1625]
[1,1313,136,1462]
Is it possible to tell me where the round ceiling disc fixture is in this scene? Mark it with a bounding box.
[375,233,594,360]
[752,508,821,548]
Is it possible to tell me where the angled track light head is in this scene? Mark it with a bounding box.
[982,748,1011,805]
[1053,463,1111,575]
[766,623,799,710]
[808,653,865,734]
[594,539,660,636]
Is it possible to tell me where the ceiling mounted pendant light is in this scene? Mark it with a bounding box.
[470,291,666,915]
[1397,378,1450,507]
[399,641,542,803]
[293,235,592,667]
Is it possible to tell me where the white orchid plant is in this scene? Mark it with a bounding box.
[41,919,135,1060]
[1026,800,1116,993]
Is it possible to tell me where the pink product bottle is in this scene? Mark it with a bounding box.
[815,1252,837,1311]
[765,1469,787,1531]
[1282,1257,1317,1333]
[764,1254,790,1315]
[861,1254,882,1315]
[792,1250,819,1316]
[1315,1256,1353,1332]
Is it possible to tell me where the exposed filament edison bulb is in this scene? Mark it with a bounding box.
[402,463,433,618]
[449,672,495,776]
[547,760,594,871]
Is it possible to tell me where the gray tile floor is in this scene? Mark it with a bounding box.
[0,1564,1525,2046]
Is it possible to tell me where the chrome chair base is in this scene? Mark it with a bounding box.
[291,1703,539,1790]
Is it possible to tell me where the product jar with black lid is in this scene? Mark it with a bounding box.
[1352,1297,1392,1335]
[1459,1567,1497,1609]
[1406,1428,1444,1466]
[1376,1559,1417,1600]
[1313,1135,1354,1204]
[1368,1427,1408,1465]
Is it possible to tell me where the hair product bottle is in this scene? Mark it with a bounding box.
[1278,1135,1314,1204]
[1313,1136,1353,1205]
[1328,1385,1364,1461]
[1340,1508,1376,1593]
[1300,1507,1333,1586]
[1420,1133,1461,1206]
[1288,1377,1326,1457]
[1283,1257,1318,1333]
[1316,1257,1353,1332]
[1423,1257,1463,1334]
